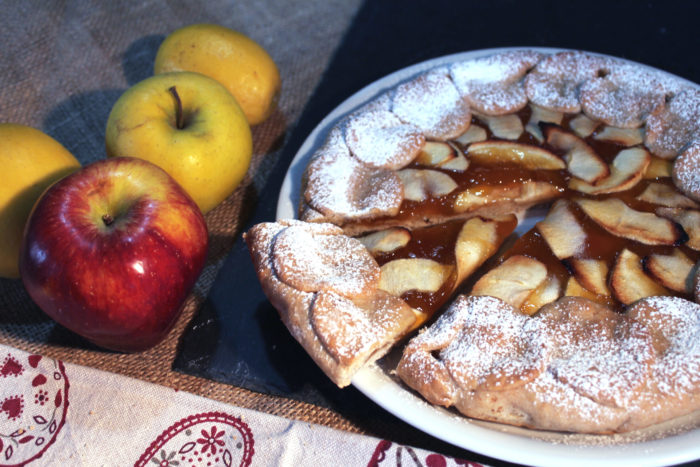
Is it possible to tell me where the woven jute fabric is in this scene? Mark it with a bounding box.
[0,0,364,433]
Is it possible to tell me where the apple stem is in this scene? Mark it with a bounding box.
[168,86,184,129]
[102,214,115,226]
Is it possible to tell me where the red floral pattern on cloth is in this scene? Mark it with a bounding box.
[0,352,69,466]
[368,440,483,467]
[135,412,254,467]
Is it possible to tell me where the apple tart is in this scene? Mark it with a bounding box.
[246,50,700,433]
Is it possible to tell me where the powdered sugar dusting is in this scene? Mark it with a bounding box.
[311,290,376,365]
[304,127,404,221]
[398,294,700,433]
[271,223,380,298]
[525,51,616,113]
[450,50,542,115]
[391,68,472,140]
[344,106,424,170]
[673,141,700,200]
[644,88,700,158]
[580,63,667,128]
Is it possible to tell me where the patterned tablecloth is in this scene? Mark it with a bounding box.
[0,343,477,466]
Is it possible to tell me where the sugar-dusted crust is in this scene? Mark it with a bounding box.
[244,220,417,387]
[397,295,700,433]
[300,50,699,234]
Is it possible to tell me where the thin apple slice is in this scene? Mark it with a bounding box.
[644,156,673,179]
[439,150,469,171]
[593,126,644,146]
[576,198,685,245]
[397,169,458,202]
[569,113,600,138]
[643,249,695,293]
[471,255,547,309]
[526,104,564,142]
[379,258,453,296]
[636,182,699,209]
[455,125,487,145]
[467,141,565,169]
[656,208,700,250]
[568,258,610,296]
[415,141,453,165]
[564,276,604,303]
[569,147,651,195]
[543,124,608,183]
[536,199,586,259]
[520,275,562,316]
[453,180,561,213]
[611,249,670,305]
[415,141,469,172]
[475,113,524,140]
[454,215,517,284]
[356,228,411,255]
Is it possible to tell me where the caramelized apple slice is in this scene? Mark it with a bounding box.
[644,156,673,179]
[357,228,411,255]
[454,215,518,284]
[569,147,651,194]
[569,113,600,138]
[593,126,644,146]
[379,258,453,296]
[656,208,700,250]
[397,169,458,202]
[415,141,469,172]
[536,199,586,259]
[455,124,487,145]
[568,258,610,296]
[564,276,604,303]
[543,124,608,183]
[467,141,565,169]
[643,250,695,293]
[576,198,686,245]
[471,255,547,309]
[475,113,524,140]
[526,104,564,142]
[453,181,561,213]
[611,249,670,305]
[636,182,699,209]
[520,275,562,315]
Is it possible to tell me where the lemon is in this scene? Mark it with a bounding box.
[154,23,281,126]
[0,124,80,278]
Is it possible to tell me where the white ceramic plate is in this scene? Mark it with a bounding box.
[276,48,700,467]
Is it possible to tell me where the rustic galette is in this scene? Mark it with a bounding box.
[245,50,700,433]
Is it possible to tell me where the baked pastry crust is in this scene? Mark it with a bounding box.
[247,49,700,433]
[244,220,417,387]
[397,295,700,433]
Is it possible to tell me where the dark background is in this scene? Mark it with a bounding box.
[175,1,700,465]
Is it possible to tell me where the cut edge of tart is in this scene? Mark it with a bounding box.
[247,49,700,434]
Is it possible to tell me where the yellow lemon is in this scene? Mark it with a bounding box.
[154,23,281,126]
[0,124,80,278]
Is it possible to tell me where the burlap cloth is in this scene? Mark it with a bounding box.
[0,0,372,438]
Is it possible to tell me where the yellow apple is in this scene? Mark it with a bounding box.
[154,23,281,125]
[105,71,253,214]
[0,124,80,278]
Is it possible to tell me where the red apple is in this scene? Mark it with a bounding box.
[19,157,208,352]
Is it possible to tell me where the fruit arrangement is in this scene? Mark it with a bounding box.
[2,24,280,352]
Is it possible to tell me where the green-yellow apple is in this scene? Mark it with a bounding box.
[105,71,252,214]
[0,124,80,278]
[19,157,208,352]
